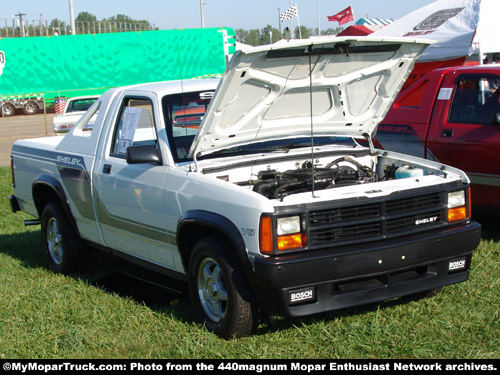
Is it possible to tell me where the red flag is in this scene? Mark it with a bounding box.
[327,6,354,25]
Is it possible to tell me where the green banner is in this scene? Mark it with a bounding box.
[0,28,235,101]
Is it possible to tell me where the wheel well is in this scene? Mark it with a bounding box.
[177,223,226,270]
[33,184,63,216]
[176,214,261,303]
[33,182,79,235]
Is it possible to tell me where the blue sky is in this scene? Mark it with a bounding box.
[1,0,437,31]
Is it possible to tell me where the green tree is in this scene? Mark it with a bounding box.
[106,14,133,23]
[104,14,154,31]
[261,25,281,44]
[49,18,68,35]
[321,27,344,35]
[75,12,97,22]
[245,29,262,46]
[235,29,248,43]
[75,12,97,34]
[294,25,312,39]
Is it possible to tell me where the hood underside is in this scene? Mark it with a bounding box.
[191,37,431,157]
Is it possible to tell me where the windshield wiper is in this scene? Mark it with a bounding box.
[208,144,298,156]
[204,141,350,158]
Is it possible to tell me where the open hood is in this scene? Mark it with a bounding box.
[191,37,431,157]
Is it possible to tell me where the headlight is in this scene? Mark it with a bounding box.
[259,215,306,254]
[448,191,465,208]
[277,216,301,235]
[277,216,305,251]
[448,190,467,222]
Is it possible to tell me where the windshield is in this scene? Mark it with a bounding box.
[163,90,214,162]
[163,91,357,163]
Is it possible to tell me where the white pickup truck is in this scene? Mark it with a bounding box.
[9,38,481,339]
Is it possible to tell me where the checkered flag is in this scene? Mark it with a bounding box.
[280,5,298,22]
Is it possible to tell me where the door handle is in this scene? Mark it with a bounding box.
[103,164,111,174]
[441,129,454,137]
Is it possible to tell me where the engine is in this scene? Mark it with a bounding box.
[251,156,378,199]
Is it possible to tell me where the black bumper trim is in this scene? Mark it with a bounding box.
[9,195,20,213]
[253,221,481,316]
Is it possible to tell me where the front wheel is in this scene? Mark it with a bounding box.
[188,236,258,339]
[41,202,88,274]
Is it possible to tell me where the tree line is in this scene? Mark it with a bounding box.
[0,12,156,38]
[235,25,344,46]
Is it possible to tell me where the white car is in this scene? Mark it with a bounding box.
[52,96,100,135]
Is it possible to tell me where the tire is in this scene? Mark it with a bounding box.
[22,101,39,115]
[1,103,16,117]
[188,236,259,339]
[41,202,88,274]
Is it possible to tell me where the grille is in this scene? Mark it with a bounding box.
[386,193,441,214]
[308,191,445,248]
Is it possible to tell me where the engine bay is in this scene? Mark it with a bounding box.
[221,150,451,200]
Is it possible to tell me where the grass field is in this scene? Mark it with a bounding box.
[0,166,499,359]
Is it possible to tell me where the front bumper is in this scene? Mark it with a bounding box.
[253,221,481,316]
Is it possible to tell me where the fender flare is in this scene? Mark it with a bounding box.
[177,210,259,297]
[32,174,79,234]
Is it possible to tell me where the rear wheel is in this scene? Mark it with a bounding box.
[41,202,88,274]
[1,103,15,117]
[22,101,39,115]
[188,236,258,339]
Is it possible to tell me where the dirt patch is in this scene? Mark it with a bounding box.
[0,112,56,167]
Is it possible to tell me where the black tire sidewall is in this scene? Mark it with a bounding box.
[2,103,15,117]
[41,202,87,274]
[23,101,38,115]
[188,236,257,339]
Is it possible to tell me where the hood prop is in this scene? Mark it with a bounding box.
[308,44,317,198]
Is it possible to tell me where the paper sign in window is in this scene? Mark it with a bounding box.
[118,107,142,154]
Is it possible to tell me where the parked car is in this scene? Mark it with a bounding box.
[52,96,99,135]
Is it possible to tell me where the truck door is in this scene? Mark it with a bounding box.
[94,93,175,267]
[429,73,500,209]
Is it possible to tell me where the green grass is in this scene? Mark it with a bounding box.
[0,166,499,359]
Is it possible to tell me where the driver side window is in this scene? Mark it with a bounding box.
[449,75,500,125]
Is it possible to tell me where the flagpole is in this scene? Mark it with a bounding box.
[317,0,321,36]
[277,8,281,36]
[289,0,294,39]
[296,4,302,39]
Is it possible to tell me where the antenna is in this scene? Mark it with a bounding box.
[176,40,196,172]
[176,41,185,95]
[308,44,317,198]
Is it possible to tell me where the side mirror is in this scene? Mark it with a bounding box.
[126,145,162,165]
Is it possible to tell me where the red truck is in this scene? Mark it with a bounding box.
[376,65,500,212]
